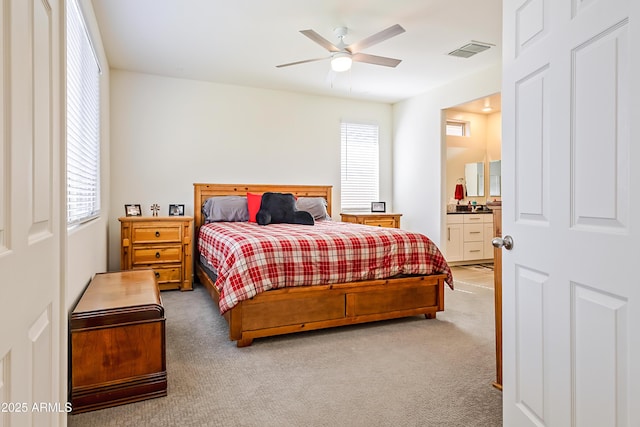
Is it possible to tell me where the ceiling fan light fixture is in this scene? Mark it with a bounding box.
[277,24,405,72]
[331,52,352,72]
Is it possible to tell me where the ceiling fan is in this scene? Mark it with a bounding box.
[276,24,406,73]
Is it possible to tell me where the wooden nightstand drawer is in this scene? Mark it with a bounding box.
[143,266,182,283]
[363,218,396,228]
[132,245,182,265]
[132,225,182,243]
[141,266,182,291]
[120,216,194,291]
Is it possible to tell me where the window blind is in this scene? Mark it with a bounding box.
[67,0,101,225]
[340,122,379,211]
[446,121,466,136]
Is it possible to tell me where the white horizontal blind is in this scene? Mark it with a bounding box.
[340,122,379,211]
[446,121,466,136]
[67,0,100,225]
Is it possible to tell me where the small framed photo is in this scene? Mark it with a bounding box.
[371,202,386,213]
[169,204,185,216]
[124,204,142,217]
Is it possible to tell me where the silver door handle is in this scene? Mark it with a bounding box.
[492,235,514,250]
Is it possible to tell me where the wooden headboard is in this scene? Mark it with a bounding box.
[193,183,333,234]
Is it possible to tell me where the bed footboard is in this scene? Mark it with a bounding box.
[196,264,446,347]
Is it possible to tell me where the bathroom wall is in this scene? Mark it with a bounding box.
[445,110,502,208]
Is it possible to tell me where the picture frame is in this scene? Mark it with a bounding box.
[371,201,386,213]
[124,204,142,217]
[169,204,185,216]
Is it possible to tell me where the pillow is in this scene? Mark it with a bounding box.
[202,196,248,223]
[247,192,263,223]
[295,197,331,220]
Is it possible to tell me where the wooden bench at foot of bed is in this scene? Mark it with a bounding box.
[196,264,446,347]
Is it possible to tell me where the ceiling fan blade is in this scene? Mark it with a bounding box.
[300,29,341,52]
[352,52,402,68]
[346,24,406,53]
[276,57,329,68]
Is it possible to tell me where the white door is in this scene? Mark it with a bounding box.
[0,0,64,425]
[501,0,639,425]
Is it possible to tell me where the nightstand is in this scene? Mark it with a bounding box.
[340,212,402,229]
[119,216,193,291]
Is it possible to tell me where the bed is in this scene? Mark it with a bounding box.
[193,183,453,347]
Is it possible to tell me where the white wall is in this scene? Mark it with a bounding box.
[108,71,393,270]
[61,2,110,422]
[392,63,502,248]
[486,112,502,163]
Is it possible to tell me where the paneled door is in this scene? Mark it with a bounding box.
[0,0,64,425]
[501,0,639,425]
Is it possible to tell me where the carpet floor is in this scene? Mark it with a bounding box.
[69,274,502,427]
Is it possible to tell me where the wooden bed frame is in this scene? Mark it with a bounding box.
[193,183,447,347]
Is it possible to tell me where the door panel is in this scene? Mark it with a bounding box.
[503,0,638,426]
[572,21,629,230]
[0,0,6,255]
[573,283,628,426]
[515,66,550,222]
[0,0,63,425]
[31,0,53,239]
[514,266,547,423]
[516,0,546,52]
[29,307,53,426]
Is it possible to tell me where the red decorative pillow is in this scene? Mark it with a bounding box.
[247,192,262,223]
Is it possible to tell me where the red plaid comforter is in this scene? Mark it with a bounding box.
[198,220,454,314]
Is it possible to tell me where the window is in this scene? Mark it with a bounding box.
[446,120,469,137]
[67,0,101,226]
[340,122,379,211]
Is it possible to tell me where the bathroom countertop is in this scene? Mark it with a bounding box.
[447,209,493,214]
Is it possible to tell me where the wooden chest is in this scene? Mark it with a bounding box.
[119,216,194,291]
[70,270,167,413]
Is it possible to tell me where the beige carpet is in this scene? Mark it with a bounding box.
[69,276,502,427]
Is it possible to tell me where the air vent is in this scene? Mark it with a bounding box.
[448,41,492,58]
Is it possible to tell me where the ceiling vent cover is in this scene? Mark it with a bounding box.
[448,41,492,58]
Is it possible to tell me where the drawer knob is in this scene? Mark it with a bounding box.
[155,231,160,237]
[155,271,160,278]
[155,252,161,259]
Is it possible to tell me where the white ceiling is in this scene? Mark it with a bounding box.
[90,0,503,105]
[449,93,502,114]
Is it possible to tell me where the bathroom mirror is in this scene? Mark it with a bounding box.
[489,160,501,196]
[464,162,485,197]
